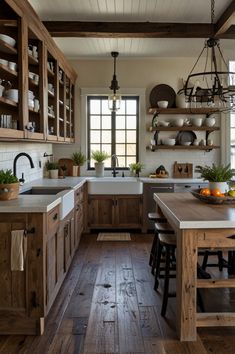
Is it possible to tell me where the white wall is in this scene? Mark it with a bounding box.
[0,143,52,182]
[53,57,222,178]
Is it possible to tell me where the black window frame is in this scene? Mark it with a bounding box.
[87,95,139,170]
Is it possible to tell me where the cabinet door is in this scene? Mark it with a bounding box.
[45,229,58,307]
[64,219,71,271]
[88,195,114,228]
[75,202,83,247]
[116,195,143,228]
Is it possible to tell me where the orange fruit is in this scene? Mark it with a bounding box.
[211,188,223,197]
[200,188,211,196]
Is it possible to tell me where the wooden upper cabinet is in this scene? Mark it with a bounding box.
[0,0,77,143]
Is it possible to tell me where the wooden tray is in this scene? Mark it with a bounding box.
[58,158,74,176]
[191,189,235,205]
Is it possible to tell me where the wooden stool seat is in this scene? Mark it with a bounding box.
[149,222,175,272]
[158,233,176,246]
[148,212,167,223]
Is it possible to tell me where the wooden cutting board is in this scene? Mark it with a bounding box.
[58,158,74,176]
[173,161,193,178]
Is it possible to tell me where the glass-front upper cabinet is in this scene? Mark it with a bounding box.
[27,27,44,140]
[46,50,57,141]
[65,76,75,142]
[0,2,23,139]
[58,66,65,141]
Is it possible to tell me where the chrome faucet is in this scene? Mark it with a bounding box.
[13,152,35,183]
[111,154,119,177]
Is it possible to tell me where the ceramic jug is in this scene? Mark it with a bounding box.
[176,94,189,108]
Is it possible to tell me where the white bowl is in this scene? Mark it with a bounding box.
[158,121,170,127]
[0,34,16,47]
[157,100,168,108]
[204,117,215,127]
[191,117,203,127]
[181,141,191,146]
[8,61,17,71]
[162,138,176,146]
[28,99,34,108]
[173,117,184,127]
[28,90,35,99]
[4,89,18,102]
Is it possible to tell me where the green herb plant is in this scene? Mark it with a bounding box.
[91,150,110,163]
[0,169,18,184]
[45,161,59,171]
[198,163,235,182]
[129,162,144,177]
[71,151,86,166]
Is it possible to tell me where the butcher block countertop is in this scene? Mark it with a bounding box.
[154,192,235,229]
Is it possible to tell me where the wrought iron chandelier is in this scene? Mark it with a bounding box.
[184,0,235,111]
[108,51,121,112]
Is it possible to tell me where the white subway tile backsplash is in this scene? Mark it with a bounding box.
[0,143,53,183]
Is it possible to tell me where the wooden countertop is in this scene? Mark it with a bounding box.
[154,192,235,229]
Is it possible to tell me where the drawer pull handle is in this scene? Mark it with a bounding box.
[53,213,58,221]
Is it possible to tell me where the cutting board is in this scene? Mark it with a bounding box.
[173,161,193,178]
[58,158,74,176]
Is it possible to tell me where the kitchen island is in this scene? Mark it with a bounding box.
[154,192,235,342]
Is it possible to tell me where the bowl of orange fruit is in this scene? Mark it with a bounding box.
[191,187,235,204]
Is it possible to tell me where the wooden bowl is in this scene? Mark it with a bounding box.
[191,189,235,205]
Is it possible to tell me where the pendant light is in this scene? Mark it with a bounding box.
[183,0,235,111]
[108,51,121,112]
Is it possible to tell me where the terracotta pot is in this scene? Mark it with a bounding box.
[0,182,20,200]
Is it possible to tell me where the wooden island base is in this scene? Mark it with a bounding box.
[154,192,235,341]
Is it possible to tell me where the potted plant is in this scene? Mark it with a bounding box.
[197,163,235,193]
[71,151,86,177]
[0,169,19,200]
[129,162,144,177]
[91,150,110,177]
[45,160,59,179]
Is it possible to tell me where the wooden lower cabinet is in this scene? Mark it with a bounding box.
[88,195,143,229]
[0,205,77,335]
[74,184,86,246]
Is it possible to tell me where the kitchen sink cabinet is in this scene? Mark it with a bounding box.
[0,204,77,335]
[88,195,143,230]
[0,0,76,143]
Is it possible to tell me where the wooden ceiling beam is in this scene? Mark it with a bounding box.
[215,0,235,37]
[43,21,214,38]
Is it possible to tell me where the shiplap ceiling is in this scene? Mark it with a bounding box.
[28,0,234,59]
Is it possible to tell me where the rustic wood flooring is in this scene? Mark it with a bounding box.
[1,233,235,353]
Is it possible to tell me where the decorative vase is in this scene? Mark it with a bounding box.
[95,162,104,177]
[204,116,216,127]
[209,181,228,194]
[49,169,59,179]
[176,94,189,108]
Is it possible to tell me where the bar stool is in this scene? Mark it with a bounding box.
[150,221,175,276]
[201,250,225,271]
[148,211,167,268]
[156,233,205,317]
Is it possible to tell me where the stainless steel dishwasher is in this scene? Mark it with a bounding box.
[174,182,208,193]
[143,183,174,230]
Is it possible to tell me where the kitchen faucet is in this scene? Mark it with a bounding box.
[111,154,119,177]
[13,152,35,183]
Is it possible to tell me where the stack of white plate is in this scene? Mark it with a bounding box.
[4,89,18,102]
[28,90,35,108]
[0,34,16,47]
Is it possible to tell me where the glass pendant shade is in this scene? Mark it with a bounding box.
[108,93,121,112]
[109,51,121,112]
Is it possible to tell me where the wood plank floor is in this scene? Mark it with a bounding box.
[1,233,235,353]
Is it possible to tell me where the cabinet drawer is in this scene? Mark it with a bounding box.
[47,206,60,234]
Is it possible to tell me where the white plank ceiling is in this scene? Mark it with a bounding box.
[28,0,234,58]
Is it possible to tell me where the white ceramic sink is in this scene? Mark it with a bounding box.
[88,177,143,194]
[20,187,74,220]
[57,189,74,219]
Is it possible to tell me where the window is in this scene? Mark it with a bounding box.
[87,96,139,169]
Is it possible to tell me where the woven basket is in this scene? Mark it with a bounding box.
[0,182,20,201]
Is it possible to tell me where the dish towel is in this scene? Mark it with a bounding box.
[11,230,27,271]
